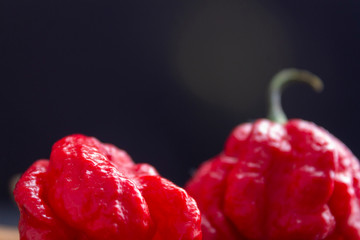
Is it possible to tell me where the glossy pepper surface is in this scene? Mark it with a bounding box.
[186,69,360,240]
[14,134,202,240]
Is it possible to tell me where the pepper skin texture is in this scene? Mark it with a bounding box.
[186,119,360,240]
[14,134,202,240]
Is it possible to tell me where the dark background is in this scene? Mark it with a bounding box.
[1,0,360,225]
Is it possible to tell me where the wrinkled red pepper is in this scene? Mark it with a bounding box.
[14,134,202,240]
[186,69,360,240]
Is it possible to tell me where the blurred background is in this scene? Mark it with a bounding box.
[1,0,360,226]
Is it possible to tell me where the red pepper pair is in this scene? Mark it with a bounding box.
[14,134,202,240]
[14,69,360,240]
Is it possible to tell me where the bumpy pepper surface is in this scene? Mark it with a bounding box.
[186,69,360,240]
[14,134,202,240]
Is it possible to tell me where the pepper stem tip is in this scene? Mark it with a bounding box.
[267,68,323,124]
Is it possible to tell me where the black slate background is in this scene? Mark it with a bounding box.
[0,0,359,225]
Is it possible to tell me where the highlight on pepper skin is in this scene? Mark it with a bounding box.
[13,134,202,240]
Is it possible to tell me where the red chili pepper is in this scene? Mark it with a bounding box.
[186,69,360,240]
[14,134,202,240]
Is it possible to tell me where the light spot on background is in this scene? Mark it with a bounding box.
[173,0,293,114]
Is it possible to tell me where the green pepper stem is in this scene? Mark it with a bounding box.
[267,68,324,124]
